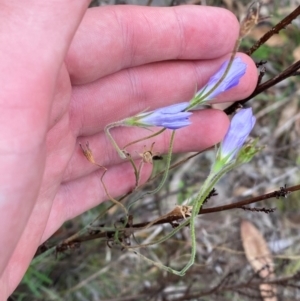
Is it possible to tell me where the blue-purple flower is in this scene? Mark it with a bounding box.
[193,57,247,104]
[124,102,192,130]
[213,108,256,171]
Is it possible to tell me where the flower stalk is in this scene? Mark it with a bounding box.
[173,108,260,275]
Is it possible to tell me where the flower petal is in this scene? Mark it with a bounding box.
[196,57,247,101]
[221,108,256,162]
[155,102,190,114]
[125,102,192,130]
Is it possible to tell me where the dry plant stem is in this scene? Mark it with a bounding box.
[116,208,190,253]
[249,60,300,95]
[57,144,131,249]
[199,183,297,214]
[57,170,128,247]
[126,184,297,230]
[79,142,129,217]
[105,122,128,159]
[96,131,175,246]
[53,183,295,252]
[135,148,211,194]
[124,153,140,188]
[149,149,207,183]
[90,191,131,228]
[100,170,128,216]
[136,160,144,187]
[122,128,166,150]
[246,5,300,56]
[47,133,176,252]
[133,206,190,232]
[46,184,297,254]
[100,170,136,245]
[51,148,190,251]
[57,145,110,246]
[224,59,300,115]
[127,130,176,211]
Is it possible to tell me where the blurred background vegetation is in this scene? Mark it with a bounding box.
[10,0,300,300]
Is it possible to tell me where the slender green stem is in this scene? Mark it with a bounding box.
[127,130,176,211]
[177,161,236,275]
[125,161,239,276]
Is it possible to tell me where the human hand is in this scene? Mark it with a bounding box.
[0,2,257,297]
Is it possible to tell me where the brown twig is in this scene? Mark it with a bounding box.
[224,5,300,115]
[241,206,276,214]
[224,59,300,115]
[47,184,299,252]
[246,5,300,56]
[111,184,297,230]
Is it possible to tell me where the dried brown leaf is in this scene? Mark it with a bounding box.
[241,220,277,301]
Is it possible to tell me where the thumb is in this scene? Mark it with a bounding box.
[0,0,90,275]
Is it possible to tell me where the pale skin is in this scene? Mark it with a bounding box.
[0,1,257,297]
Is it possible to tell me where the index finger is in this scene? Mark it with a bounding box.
[66,5,240,84]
